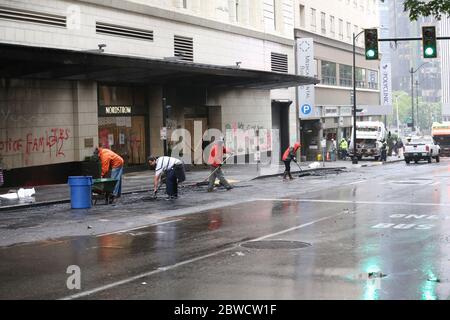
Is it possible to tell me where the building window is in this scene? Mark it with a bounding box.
[346,22,351,40]
[321,60,337,85]
[183,0,187,9]
[321,12,326,34]
[98,85,148,166]
[339,64,353,87]
[310,8,316,31]
[338,19,343,40]
[356,67,366,88]
[330,15,335,36]
[263,0,276,31]
[299,4,305,28]
[353,0,357,8]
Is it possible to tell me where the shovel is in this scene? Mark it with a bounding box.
[196,153,234,187]
[294,159,311,177]
[142,179,165,201]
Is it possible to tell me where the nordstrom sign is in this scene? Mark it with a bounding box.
[105,106,132,114]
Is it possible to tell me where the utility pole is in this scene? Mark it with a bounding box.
[409,62,429,132]
[410,67,415,131]
[352,30,365,164]
[416,80,419,131]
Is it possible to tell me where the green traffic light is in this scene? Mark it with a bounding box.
[422,26,437,58]
[366,49,376,58]
[425,47,435,57]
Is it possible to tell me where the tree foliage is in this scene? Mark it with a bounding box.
[387,91,442,134]
[403,0,450,21]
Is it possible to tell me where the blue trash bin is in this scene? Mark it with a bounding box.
[68,176,93,209]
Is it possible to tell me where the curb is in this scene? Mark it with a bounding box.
[251,166,347,180]
[0,183,200,212]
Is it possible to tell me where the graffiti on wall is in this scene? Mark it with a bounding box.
[0,128,71,158]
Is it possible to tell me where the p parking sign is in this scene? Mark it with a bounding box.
[301,104,312,115]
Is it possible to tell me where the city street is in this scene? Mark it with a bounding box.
[1,159,450,300]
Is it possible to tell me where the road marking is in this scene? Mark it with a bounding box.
[95,219,183,237]
[250,212,346,242]
[257,198,450,207]
[60,211,342,300]
[346,180,365,185]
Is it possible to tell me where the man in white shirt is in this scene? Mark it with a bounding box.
[148,156,185,199]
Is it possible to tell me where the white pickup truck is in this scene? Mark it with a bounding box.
[404,136,441,164]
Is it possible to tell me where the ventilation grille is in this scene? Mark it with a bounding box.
[96,22,154,41]
[271,52,288,73]
[174,35,194,62]
[0,6,66,27]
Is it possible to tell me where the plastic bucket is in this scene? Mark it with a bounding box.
[68,176,93,209]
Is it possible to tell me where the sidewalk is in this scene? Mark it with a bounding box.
[0,157,403,211]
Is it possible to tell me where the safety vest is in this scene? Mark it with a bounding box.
[340,140,348,150]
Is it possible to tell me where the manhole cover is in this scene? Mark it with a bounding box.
[241,240,312,250]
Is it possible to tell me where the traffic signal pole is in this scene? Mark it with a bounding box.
[352,30,365,165]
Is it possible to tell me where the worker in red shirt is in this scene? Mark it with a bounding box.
[282,142,301,180]
[95,147,124,200]
[207,138,233,192]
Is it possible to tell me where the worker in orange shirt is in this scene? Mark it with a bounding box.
[282,142,301,180]
[95,147,124,200]
[207,138,233,192]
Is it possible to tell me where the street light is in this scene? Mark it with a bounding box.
[352,30,366,164]
[409,62,430,132]
[415,80,420,131]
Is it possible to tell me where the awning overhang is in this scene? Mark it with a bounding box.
[0,43,319,89]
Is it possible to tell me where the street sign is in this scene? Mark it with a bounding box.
[301,104,312,115]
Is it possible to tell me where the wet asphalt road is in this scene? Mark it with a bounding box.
[1,159,450,299]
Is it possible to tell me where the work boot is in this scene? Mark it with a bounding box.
[283,171,288,180]
[288,173,294,180]
[207,188,214,192]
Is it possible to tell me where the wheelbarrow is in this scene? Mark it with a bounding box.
[92,178,118,205]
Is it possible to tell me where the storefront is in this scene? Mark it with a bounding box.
[97,85,149,167]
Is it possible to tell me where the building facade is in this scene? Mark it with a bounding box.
[439,17,450,121]
[0,0,317,186]
[294,0,385,160]
[383,0,441,106]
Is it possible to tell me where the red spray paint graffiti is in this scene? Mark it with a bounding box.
[0,128,70,158]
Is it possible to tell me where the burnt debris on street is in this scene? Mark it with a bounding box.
[2,0,450,304]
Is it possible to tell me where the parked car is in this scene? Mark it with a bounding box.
[404,136,440,164]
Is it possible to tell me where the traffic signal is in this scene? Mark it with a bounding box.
[422,26,437,58]
[364,29,378,60]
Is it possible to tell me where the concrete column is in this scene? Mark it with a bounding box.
[148,86,164,156]
[72,81,98,162]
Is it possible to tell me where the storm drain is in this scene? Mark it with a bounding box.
[241,240,312,250]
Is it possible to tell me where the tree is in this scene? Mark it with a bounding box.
[402,0,450,21]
